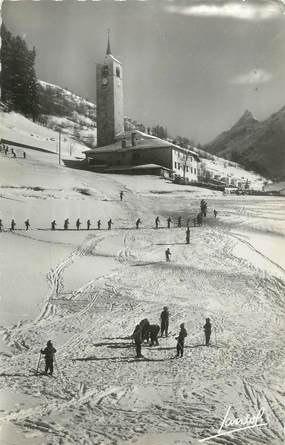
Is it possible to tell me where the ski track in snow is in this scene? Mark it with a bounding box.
[0,164,284,444]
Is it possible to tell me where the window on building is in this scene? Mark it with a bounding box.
[178,163,181,170]
[175,162,177,168]
[190,157,193,162]
[194,168,197,174]
[191,167,193,174]
[102,65,109,76]
[186,166,189,172]
[116,67,120,78]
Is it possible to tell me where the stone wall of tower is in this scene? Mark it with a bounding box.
[96,56,124,148]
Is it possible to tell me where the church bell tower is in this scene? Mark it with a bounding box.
[96,33,124,147]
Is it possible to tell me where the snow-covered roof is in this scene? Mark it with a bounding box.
[105,163,173,172]
[84,131,200,161]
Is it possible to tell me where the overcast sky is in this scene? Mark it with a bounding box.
[2,0,285,143]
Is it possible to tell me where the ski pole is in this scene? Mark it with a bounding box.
[36,351,42,374]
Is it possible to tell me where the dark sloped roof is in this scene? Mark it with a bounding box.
[84,131,200,161]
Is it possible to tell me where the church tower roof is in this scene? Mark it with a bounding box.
[106,31,111,55]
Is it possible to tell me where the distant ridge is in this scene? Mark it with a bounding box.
[203,107,285,180]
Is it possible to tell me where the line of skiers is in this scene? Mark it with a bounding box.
[132,307,212,359]
[1,201,218,233]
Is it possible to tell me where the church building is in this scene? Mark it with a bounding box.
[84,37,200,181]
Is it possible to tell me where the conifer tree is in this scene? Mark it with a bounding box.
[0,24,39,120]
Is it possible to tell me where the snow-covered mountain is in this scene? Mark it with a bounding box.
[203,107,285,181]
[38,80,97,148]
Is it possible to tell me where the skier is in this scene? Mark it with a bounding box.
[97,219,101,230]
[87,219,91,230]
[108,219,113,230]
[132,324,143,358]
[176,323,188,358]
[4,147,8,156]
[186,227,190,244]
[23,152,26,159]
[40,340,57,375]
[51,220,56,231]
[200,200,207,217]
[197,213,203,227]
[155,216,160,229]
[11,149,16,158]
[160,306,169,337]
[203,318,212,346]
[0,219,3,231]
[10,219,16,231]
[148,324,160,346]
[140,319,150,343]
[120,191,124,201]
[76,218,81,230]
[25,219,30,230]
[165,248,171,262]
[214,209,217,218]
[167,217,172,229]
[64,218,69,230]
[177,216,182,228]
[135,218,141,229]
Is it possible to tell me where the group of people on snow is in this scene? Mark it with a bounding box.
[1,208,218,233]
[131,306,212,359]
[38,313,212,374]
[0,143,26,158]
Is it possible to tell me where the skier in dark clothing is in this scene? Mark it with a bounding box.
[136,218,141,229]
[167,217,172,229]
[23,152,26,159]
[200,200,207,217]
[120,191,124,201]
[108,219,113,230]
[203,318,212,346]
[41,340,56,375]
[10,219,16,231]
[0,219,3,231]
[4,147,8,155]
[197,213,203,227]
[148,324,160,346]
[177,216,182,228]
[132,324,143,358]
[176,323,188,357]
[11,149,16,158]
[155,216,160,229]
[51,220,56,231]
[140,319,150,342]
[97,219,101,230]
[25,219,30,230]
[76,218,81,230]
[165,248,171,262]
[87,219,91,230]
[160,306,169,337]
[64,218,69,230]
[214,209,217,218]
[186,227,190,244]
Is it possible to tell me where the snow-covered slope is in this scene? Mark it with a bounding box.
[0,109,88,158]
[38,80,97,148]
[0,141,284,444]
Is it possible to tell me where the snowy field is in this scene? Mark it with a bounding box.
[0,146,285,445]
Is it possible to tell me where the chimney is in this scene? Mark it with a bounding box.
[121,138,126,149]
[131,132,136,147]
